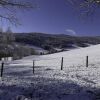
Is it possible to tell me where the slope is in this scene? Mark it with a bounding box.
[0,44,100,100]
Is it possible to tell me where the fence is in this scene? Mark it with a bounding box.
[0,54,100,77]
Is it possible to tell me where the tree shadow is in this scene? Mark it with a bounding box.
[0,76,98,100]
[4,69,32,77]
[3,65,55,78]
[1,64,100,100]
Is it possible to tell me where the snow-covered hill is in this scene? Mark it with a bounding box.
[1,44,100,100]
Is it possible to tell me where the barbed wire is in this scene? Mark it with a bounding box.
[1,55,100,65]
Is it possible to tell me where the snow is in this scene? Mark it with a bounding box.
[1,44,100,99]
[25,44,49,54]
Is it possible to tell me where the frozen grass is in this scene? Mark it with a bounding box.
[1,44,100,99]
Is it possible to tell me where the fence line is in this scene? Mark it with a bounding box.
[32,57,61,61]
[1,62,4,77]
[1,54,100,77]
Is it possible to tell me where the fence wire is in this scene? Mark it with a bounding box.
[1,53,100,76]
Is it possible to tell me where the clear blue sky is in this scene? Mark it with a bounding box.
[1,0,100,36]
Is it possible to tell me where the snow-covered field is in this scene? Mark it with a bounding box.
[1,44,100,100]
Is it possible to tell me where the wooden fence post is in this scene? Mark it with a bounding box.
[86,56,88,67]
[61,57,63,70]
[1,62,4,77]
[33,60,35,74]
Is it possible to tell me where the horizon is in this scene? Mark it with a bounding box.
[6,31,100,37]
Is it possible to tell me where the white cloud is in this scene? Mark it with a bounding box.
[65,29,76,35]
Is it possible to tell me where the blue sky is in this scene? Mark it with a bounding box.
[1,0,100,36]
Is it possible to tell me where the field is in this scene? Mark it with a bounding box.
[1,44,100,100]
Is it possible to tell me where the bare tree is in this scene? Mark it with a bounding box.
[0,0,36,25]
[67,0,100,17]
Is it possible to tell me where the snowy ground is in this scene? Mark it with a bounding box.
[1,44,100,100]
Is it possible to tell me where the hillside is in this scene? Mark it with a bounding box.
[1,32,100,59]
[1,44,100,100]
[15,32,100,52]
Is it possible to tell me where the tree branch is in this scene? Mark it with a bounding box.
[0,0,36,25]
